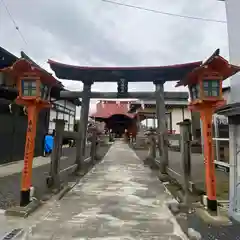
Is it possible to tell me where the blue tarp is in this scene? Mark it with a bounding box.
[44,135,54,153]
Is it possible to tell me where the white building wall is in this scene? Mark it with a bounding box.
[183,108,191,121]
[212,89,230,128]
[223,89,231,104]
[225,0,240,222]
[48,100,76,133]
[171,108,191,134]
[226,0,240,104]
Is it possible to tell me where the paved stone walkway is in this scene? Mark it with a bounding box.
[18,141,187,239]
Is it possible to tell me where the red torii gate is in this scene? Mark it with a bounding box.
[48,58,201,174]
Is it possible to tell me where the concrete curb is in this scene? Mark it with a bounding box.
[5,198,41,218]
[3,162,95,218]
[56,158,104,201]
[162,176,232,237]
[151,167,203,239]
[195,207,232,226]
[135,151,193,240]
[1,228,25,240]
[3,145,110,219]
[57,182,78,200]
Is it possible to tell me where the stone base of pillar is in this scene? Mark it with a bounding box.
[20,189,30,207]
[202,195,218,213]
[158,172,170,182]
[95,154,101,162]
[143,156,153,165]
[147,157,159,169]
[207,198,218,213]
[143,156,159,171]
[158,160,168,175]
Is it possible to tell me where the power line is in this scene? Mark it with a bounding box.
[101,0,227,24]
[1,0,28,46]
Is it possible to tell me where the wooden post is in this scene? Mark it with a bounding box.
[178,119,192,205]
[154,82,169,174]
[20,105,38,206]
[47,119,65,189]
[145,130,157,167]
[109,130,111,142]
[153,115,156,129]
[150,133,156,160]
[76,82,92,171]
[90,127,97,164]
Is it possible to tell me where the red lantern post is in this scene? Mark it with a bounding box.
[176,49,240,212]
[1,59,60,206]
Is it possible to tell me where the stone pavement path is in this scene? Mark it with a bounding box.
[17,141,187,239]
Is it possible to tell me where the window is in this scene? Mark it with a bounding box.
[69,124,74,131]
[64,124,69,131]
[49,121,56,132]
[64,113,70,122]
[190,84,200,100]
[57,100,65,107]
[70,116,74,125]
[212,114,229,166]
[55,104,65,112]
[40,84,49,99]
[22,80,37,96]
[65,109,70,114]
[50,110,56,121]
[58,113,64,119]
[68,103,75,111]
[203,80,220,97]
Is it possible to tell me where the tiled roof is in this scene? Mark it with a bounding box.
[91,101,135,119]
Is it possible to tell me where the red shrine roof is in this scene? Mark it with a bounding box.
[1,59,61,87]
[176,49,240,87]
[91,100,135,119]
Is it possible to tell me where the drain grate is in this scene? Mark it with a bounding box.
[2,228,23,240]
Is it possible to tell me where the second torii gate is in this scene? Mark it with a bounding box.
[48,60,201,174]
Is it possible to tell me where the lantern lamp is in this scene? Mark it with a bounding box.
[17,72,52,106]
[188,71,223,108]
[176,49,240,212]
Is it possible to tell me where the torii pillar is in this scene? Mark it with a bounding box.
[75,81,92,171]
[154,81,169,174]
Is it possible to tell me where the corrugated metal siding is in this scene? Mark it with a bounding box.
[0,109,49,164]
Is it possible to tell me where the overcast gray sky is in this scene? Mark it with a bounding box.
[0,0,228,113]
